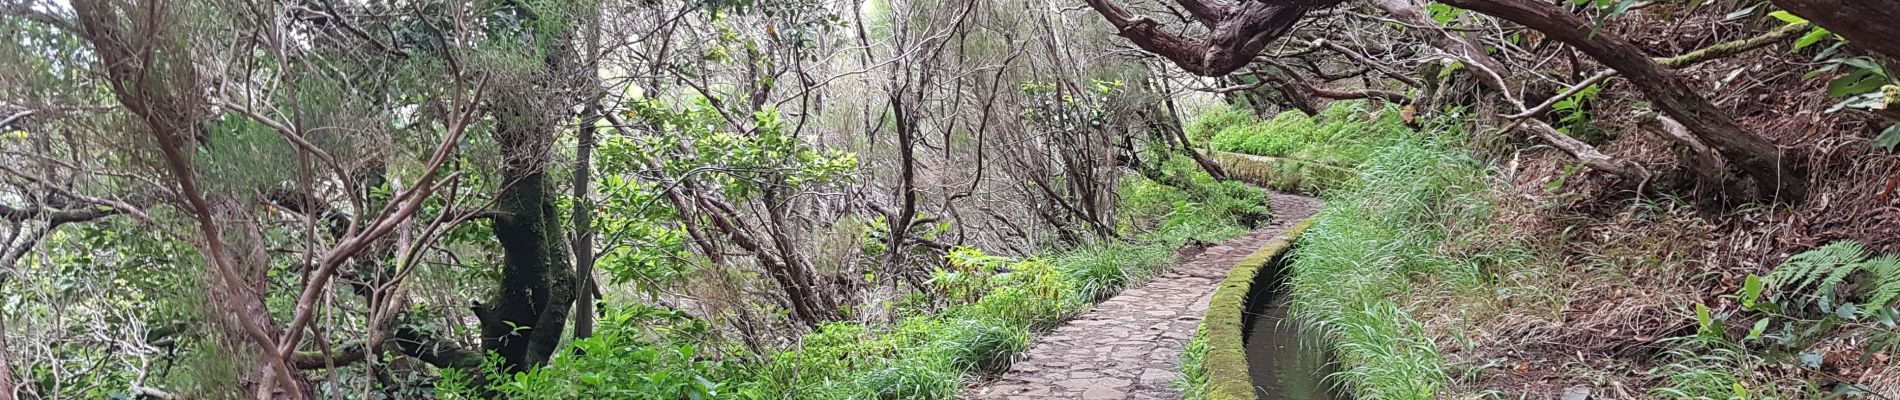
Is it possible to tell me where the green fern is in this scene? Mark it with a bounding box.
[1765,241,1866,293]
[1866,255,1900,310]
[1765,241,1900,313]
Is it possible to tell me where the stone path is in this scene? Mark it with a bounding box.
[964,192,1322,400]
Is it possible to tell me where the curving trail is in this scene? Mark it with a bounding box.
[964,192,1322,400]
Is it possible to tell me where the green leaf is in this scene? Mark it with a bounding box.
[1747,318,1771,340]
[1438,61,1465,79]
[1426,3,1464,25]
[1841,57,1887,77]
[1768,10,1808,24]
[1798,350,1823,368]
[1793,28,1829,51]
[1828,70,1886,98]
[1836,302,1859,319]
[1874,124,1900,152]
[1742,274,1764,308]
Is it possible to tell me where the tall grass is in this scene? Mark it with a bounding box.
[1281,116,1493,400]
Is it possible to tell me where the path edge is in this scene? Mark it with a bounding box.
[1186,216,1318,400]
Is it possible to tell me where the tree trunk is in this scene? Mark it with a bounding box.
[1769,0,1900,61]
[881,86,920,283]
[474,0,580,370]
[478,130,576,369]
[1437,0,1804,200]
[570,107,599,340]
[0,313,14,400]
[1367,0,1628,177]
[569,0,604,343]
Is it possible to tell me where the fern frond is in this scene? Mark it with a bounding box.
[1767,241,1866,292]
[1863,255,1900,310]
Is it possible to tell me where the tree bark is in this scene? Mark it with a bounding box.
[1768,0,1900,61]
[0,313,13,400]
[474,0,580,371]
[1082,0,1337,76]
[478,122,576,370]
[1437,0,1803,199]
[570,107,599,340]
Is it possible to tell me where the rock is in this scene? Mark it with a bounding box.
[1081,387,1127,400]
[1562,386,1591,400]
[1138,368,1175,384]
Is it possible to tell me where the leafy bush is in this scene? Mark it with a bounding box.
[437,306,747,400]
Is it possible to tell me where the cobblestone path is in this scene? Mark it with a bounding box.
[963,193,1322,400]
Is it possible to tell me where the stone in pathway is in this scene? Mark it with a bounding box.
[963,193,1322,400]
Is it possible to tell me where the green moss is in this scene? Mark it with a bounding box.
[1212,152,1353,195]
[1183,218,1318,400]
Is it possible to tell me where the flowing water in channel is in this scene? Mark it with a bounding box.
[1241,252,1341,400]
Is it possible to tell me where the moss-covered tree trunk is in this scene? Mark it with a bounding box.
[477,145,575,370]
[473,0,581,372]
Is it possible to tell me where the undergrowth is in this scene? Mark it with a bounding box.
[1205,101,1412,167]
[1277,108,1492,399]
[1179,323,1212,400]
[1219,101,1900,398]
[1649,240,1900,398]
[1179,101,1487,400]
[442,156,1267,399]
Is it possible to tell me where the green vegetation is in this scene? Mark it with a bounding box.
[14,0,1900,396]
[1205,102,1413,168]
[1201,103,1503,398]
[1649,241,1900,398]
[1282,118,1488,399]
[440,159,1268,399]
[1179,219,1313,400]
[1209,99,1900,398]
[1190,102,1409,194]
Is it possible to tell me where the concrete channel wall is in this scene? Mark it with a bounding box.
[1193,217,1317,400]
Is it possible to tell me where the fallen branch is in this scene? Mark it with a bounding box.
[1637,111,1728,184]
[1439,0,1802,200]
[1655,22,1811,69]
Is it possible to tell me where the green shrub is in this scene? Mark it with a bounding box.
[437,306,747,400]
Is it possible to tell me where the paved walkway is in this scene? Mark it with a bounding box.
[964,193,1322,400]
